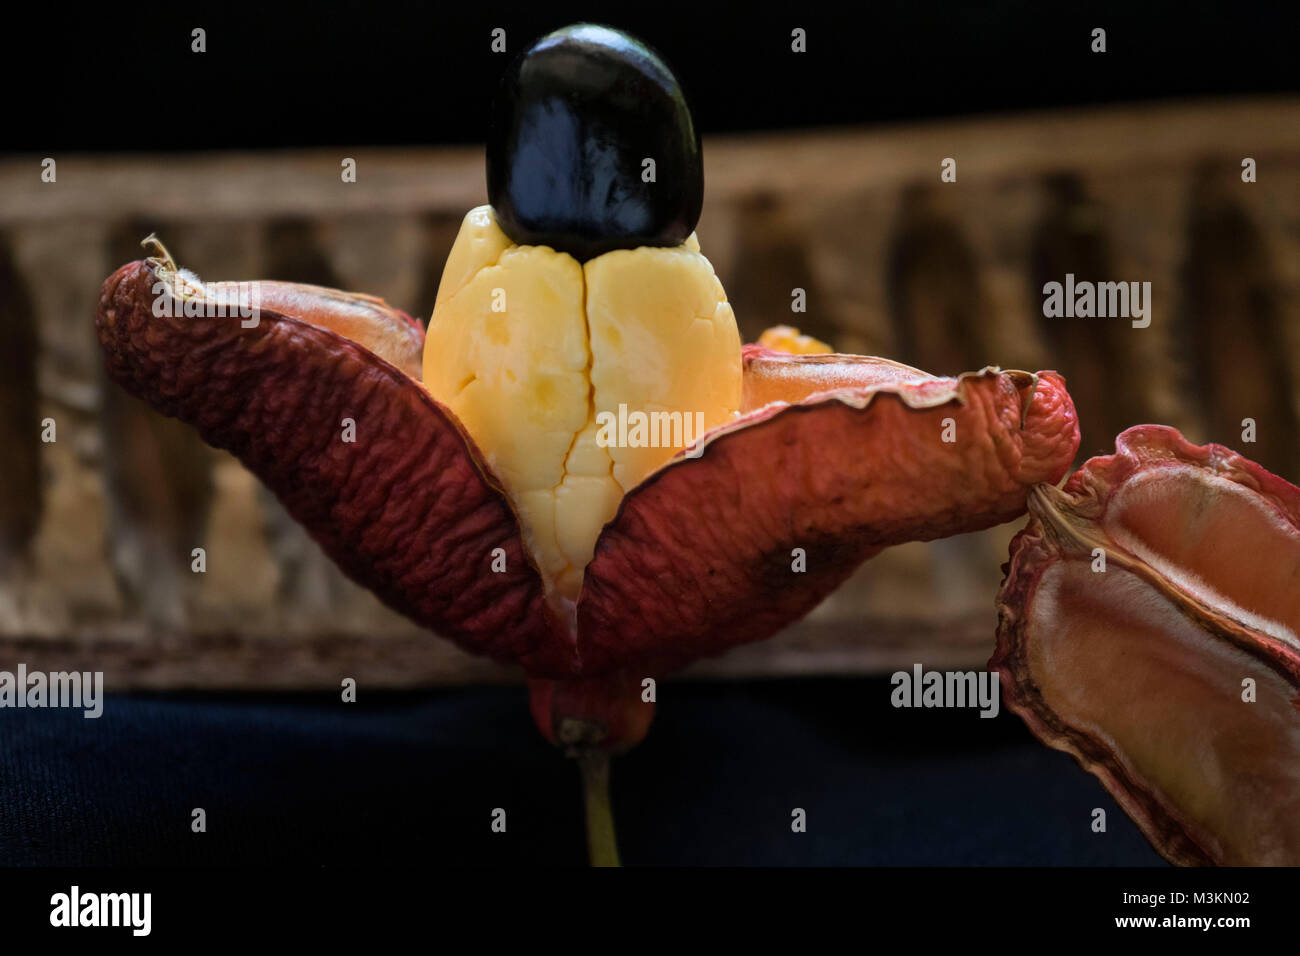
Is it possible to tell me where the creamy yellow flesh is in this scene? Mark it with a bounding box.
[424,206,741,602]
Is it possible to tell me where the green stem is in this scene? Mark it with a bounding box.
[578,750,621,867]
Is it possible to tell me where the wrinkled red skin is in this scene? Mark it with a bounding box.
[577,364,1079,676]
[97,261,568,674]
[97,260,1080,751]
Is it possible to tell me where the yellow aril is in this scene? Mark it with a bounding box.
[586,241,741,494]
[424,206,740,604]
[757,325,832,355]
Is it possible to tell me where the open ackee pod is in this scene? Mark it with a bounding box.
[993,425,1300,865]
[98,256,1081,697]
[98,248,1082,864]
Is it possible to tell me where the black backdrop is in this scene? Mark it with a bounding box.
[6,0,1297,152]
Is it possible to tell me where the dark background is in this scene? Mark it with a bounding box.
[0,678,1163,865]
[6,0,1297,152]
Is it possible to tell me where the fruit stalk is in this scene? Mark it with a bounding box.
[578,749,620,867]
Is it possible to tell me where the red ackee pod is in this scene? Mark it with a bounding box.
[993,425,1300,865]
[97,247,1082,865]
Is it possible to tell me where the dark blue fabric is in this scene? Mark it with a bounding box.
[0,677,1164,866]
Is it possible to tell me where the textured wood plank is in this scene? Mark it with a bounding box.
[2,99,1296,221]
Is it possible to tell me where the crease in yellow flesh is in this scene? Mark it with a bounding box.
[423,206,741,604]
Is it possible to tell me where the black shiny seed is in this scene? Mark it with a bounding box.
[487,23,703,262]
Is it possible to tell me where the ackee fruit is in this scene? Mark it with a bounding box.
[94,21,1088,867]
